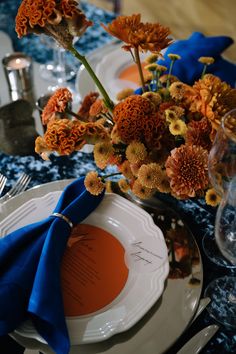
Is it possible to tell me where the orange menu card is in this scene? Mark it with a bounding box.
[61,224,129,316]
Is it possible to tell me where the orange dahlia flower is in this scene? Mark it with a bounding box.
[101,14,171,53]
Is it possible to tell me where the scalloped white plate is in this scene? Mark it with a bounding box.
[75,41,147,102]
[0,191,169,345]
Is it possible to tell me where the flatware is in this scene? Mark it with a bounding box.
[176,324,219,354]
[0,173,31,203]
[0,174,7,196]
[191,297,211,324]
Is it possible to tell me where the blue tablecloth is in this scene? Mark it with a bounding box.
[0,1,235,353]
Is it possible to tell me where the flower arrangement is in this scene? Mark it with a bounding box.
[16,0,236,206]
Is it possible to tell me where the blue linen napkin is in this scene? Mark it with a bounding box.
[157,32,236,87]
[0,177,104,354]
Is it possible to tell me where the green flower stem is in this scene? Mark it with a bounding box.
[101,172,121,181]
[134,47,146,92]
[166,59,174,88]
[201,64,207,78]
[68,45,114,112]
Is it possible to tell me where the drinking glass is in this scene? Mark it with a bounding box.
[39,36,76,84]
[202,108,236,267]
[204,177,236,328]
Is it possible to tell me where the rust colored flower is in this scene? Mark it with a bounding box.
[89,99,108,118]
[165,144,209,198]
[43,118,79,155]
[84,171,105,196]
[15,0,92,49]
[113,95,156,144]
[101,14,171,53]
[77,92,99,121]
[186,117,212,150]
[187,74,236,131]
[42,88,72,125]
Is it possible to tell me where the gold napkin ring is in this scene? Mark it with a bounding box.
[51,213,73,228]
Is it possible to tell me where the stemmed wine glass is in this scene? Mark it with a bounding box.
[204,176,236,328]
[39,35,76,86]
[203,108,236,328]
[202,108,236,268]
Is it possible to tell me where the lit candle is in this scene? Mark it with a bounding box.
[6,57,31,70]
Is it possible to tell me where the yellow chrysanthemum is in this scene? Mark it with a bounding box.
[198,57,215,65]
[165,109,178,122]
[205,188,221,207]
[118,179,130,193]
[157,172,171,193]
[132,179,154,199]
[168,53,181,61]
[169,119,187,136]
[144,63,158,72]
[116,88,134,101]
[138,163,163,189]
[84,171,105,196]
[142,92,162,106]
[144,53,158,64]
[94,142,114,170]
[126,141,148,164]
[119,160,134,179]
[156,64,167,72]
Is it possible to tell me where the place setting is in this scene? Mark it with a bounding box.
[1,1,236,354]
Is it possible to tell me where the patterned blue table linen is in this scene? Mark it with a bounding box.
[0,177,104,354]
[0,1,236,353]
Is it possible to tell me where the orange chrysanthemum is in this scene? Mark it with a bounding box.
[84,171,105,196]
[101,14,171,53]
[42,88,72,125]
[15,0,92,49]
[187,74,236,130]
[165,144,209,198]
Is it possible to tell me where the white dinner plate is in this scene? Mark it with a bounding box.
[0,180,203,353]
[0,188,169,345]
[75,41,147,102]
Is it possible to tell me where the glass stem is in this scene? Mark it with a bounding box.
[54,46,66,86]
[68,45,114,112]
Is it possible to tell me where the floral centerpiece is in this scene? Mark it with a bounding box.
[16,0,236,207]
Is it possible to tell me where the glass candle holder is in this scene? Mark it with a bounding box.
[2,52,35,106]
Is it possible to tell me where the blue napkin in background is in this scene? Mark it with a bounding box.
[157,32,236,87]
[0,177,104,354]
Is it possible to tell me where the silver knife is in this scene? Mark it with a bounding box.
[177,324,219,354]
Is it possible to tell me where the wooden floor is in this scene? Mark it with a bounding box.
[88,0,236,62]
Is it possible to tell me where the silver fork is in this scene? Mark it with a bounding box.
[0,173,31,203]
[0,174,7,196]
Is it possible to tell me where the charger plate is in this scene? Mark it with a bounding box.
[0,184,169,345]
[0,180,203,353]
